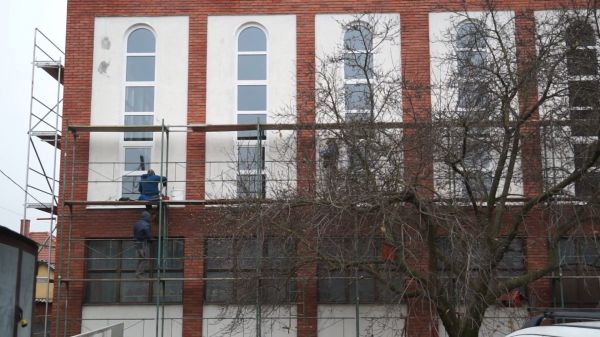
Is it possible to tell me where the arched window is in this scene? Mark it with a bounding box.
[344,22,373,116]
[236,25,267,198]
[456,20,489,111]
[122,27,156,199]
[454,20,493,199]
[565,20,600,197]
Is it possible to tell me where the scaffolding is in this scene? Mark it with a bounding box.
[24,28,63,337]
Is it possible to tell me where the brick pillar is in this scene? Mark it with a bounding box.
[296,238,318,337]
[514,9,552,308]
[183,236,204,337]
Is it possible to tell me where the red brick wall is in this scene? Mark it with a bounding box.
[56,1,581,337]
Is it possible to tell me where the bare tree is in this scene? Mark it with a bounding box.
[213,4,600,337]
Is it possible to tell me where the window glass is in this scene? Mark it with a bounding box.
[566,21,596,48]
[120,273,150,303]
[126,56,155,81]
[124,115,153,141]
[344,52,372,80]
[237,174,266,198]
[121,175,141,199]
[345,84,371,110]
[124,147,151,171]
[205,271,234,303]
[568,80,599,108]
[86,273,117,303]
[127,28,155,53]
[238,85,267,111]
[237,114,266,140]
[206,238,233,270]
[238,146,265,171]
[457,21,486,50]
[238,27,267,52]
[238,239,259,269]
[344,24,373,51]
[125,87,154,112]
[567,49,598,76]
[238,55,267,80]
[87,240,119,269]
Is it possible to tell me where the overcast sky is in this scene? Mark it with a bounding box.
[0,0,67,234]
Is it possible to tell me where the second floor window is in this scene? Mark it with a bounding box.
[122,27,156,199]
[236,26,267,198]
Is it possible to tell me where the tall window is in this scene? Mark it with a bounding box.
[122,27,156,199]
[204,237,295,304]
[85,239,183,304]
[552,237,600,307]
[448,20,495,199]
[343,23,374,172]
[566,20,600,197]
[236,26,267,198]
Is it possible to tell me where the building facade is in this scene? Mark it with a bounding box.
[53,1,600,337]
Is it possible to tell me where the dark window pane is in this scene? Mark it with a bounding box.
[124,147,151,171]
[349,272,375,303]
[345,84,371,111]
[566,21,596,48]
[206,238,233,270]
[121,240,138,270]
[575,172,600,197]
[153,272,183,303]
[238,55,266,80]
[235,271,258,303]
[125,87,154,112]
[205,272,234,303]
[126,56,155,81]
[567,49,598,76]
[238,146,265,171]
[498,239,525,273]
[124,115,153,141]
[569,80,599,108]
[344,52,372,80]
[163,239,184,270]
[238,85,267,111]
[238,27,266,52]
[127,28,155,53]
[318,270,347,303]
[238,239,258,269]
[570,110,600,137]
[237,114,266,140]
[120,273,150,303]
[122,175,141,199]
[344,24,372,51]
[86,273,117,303]
[87,241,119,270]
[237,174,266,198]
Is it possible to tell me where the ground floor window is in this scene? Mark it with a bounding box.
[85,238,184,304]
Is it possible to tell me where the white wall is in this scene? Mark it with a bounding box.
[82,305,183,337]
[203,305,296,337]
[317,305,406,337]
[88,16,189,202]
[429,11,523,199]
[205,15,297,200]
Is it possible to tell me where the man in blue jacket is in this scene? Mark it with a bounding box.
[133,210,152,278]
[138,169,167,201]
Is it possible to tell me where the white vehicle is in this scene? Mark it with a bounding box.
[506,310,600,337]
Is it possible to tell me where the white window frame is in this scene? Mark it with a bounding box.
[121,25,156,199]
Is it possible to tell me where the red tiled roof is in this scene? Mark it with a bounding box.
[27,232,57,264]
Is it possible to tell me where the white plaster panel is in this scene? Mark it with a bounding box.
[89,16,189,202]
[317,305,406,337]
[205,15,297,199]
[429,12,523,198]
[315,13,402,123]
[203,305,296,337]
[81,305,183,337]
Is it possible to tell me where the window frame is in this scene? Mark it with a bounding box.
[84,238,184,304]
[121,26,156,199]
